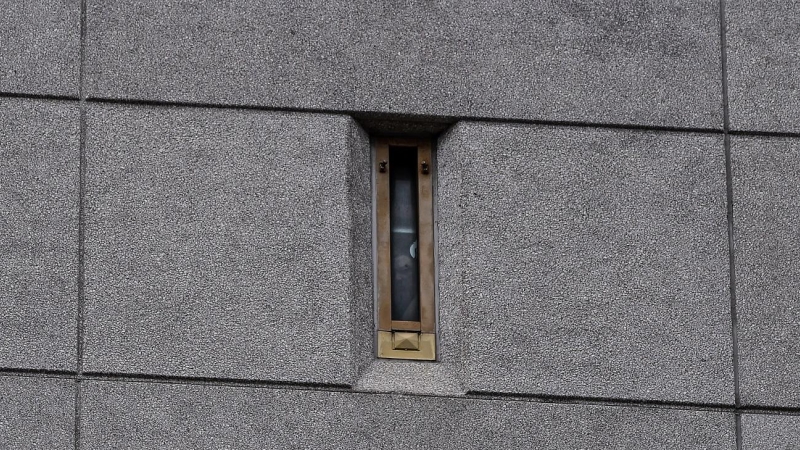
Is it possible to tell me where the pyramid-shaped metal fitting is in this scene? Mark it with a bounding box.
[392,332,420,351]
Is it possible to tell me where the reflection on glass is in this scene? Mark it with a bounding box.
[389,147,420,322]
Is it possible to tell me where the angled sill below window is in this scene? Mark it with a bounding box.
[354,359,465,397]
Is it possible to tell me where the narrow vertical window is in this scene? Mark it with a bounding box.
[376,138,435,360]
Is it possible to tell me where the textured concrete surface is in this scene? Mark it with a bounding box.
[0,376,75,449]
[733,136,800,408]
[347,117,374,380]
[86,0,722,128]
[355,359,464,396]
[0,0,80,97]
[82,380,735,449]
[84,104,371,385]
[727,1,800,133]
[437,122,732,403]
[5,0,800,444]
[741,413,800,450]
[0,98,78,371]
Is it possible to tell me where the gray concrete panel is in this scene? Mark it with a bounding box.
[742,414,800,450]
[0,376,75,449]
[733,136,800,408]
[727,1,800,133]
[346,117,374,380]
[84,104,371,385]
[81,380,735,449]
[86,0,722,128]
[437,122,733,403]
[0,0,80,97]
[0,98,79,371]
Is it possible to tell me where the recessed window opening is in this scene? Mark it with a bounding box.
[376,138,436,361]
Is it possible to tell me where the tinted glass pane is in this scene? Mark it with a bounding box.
[389,147,420,322]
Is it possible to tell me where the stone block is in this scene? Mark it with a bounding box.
[437,122,733,403]
[81,380,736,449]
[86,0,722,128]
[0,376,75,449]
[732,136,800,407]
[727,1,800,133]
[0,0,80,96]
[84,104,371,385]
[0,98,79,371]
[741,413,800,450]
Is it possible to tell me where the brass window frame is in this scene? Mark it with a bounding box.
[375,137,436,361]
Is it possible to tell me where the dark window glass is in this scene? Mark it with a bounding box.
[389,147,420,321]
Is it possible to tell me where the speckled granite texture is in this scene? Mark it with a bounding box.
[3,0,800,447]
[733,136,800,408]
[741,413,800,450]
[0,376,75,449]
[727,1,800,133]
[0,98,79,371]
[83,104,371,385]
[0,0,80,96]
[81,380,736,450]
[437,122,733,404]
[85,0,722,128]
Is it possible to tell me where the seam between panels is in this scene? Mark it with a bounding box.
[6,368,800,415]
[54,95,733,134]
[719,1,743,449]
[75,0,88,449]
[2,91,799,139]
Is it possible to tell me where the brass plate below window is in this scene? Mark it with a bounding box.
[391,320,421,331]
[378,331,436,361]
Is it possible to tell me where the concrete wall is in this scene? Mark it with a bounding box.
[2,1,799,448]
